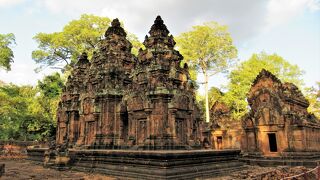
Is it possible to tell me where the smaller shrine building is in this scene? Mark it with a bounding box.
[242,69,320,163]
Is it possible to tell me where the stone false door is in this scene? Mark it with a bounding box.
[69,111,80,144]
[57,124,66,145]
[137,119,147,145]
[175,118,186,145]
[85,120,96,145]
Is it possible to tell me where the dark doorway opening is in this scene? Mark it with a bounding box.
[121,110,129,142]
[74,111,80,121]
[217,136,222,149]
[268,133,277,152]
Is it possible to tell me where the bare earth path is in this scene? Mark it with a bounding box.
[0,160,115,180]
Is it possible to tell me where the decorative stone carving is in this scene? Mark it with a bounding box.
[56,16,203,150]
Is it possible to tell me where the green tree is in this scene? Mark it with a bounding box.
[176,21,237,122]
[0,33,16,71]
[32,14,143,72]
[224,52,305,120]
[127,33,144,56]
[32,14,111,72]
[36,72,64,137]
[305,82,320,119]
[38,72,64,98]
[0,73,64,141]
[208,86,224,108]
[0,84,42,140]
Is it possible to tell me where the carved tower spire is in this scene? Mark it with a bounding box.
[105,18,127,37]
[143,15,176,50]
[88,18,136,93]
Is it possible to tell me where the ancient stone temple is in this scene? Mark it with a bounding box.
[210,101,241,150]
[56,16,202,150]
[242,69,320,166]
[56,18,137,148]
[28,16,244,179]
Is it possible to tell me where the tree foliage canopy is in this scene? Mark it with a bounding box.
[222,52,305,120]
[0,73,63,140]
[38,72,64,98]
[32,14,143,72]
[0,33,16,71]
[176,21,237,78]
[305,82,320,119]
[176,21,237,122]
[208,86,224,108]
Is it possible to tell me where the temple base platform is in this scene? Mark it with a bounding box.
[241,151,320,167]
[28,148,245,179]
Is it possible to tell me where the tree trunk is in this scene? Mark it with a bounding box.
[204,72,210,123]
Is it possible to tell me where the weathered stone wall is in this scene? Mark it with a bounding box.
[211,129,241,150]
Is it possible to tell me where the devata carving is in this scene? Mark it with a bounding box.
[56,16,202,150]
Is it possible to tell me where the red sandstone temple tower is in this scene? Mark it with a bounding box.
[56,52,91,147]
[127,16,202,149]
[56,16,202,150]
[242,69,320,158]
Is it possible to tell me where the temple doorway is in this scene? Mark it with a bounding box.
[121,110,129,142]
[72,111,80,143]
[217,136,222,150]
[268,133,277,152]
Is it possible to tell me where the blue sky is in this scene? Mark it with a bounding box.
[0,0,319,94]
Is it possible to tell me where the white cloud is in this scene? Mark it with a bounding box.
[0,62,58,85]
[37,0,267,43]
[1,0,319,88]
[307,0,320,11]
[0,62,39,85]
[266,0,319,28]
[0,0,25,7]
[36,0,320,43]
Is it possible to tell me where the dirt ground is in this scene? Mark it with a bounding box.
[209,165,317,180]
[0,160,116,180]
[0,159,317,180]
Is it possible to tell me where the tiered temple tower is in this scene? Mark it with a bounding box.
[81,18,136,147]
[56,16,202,150]
[127,16,201,149]
[56,52,90,147]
